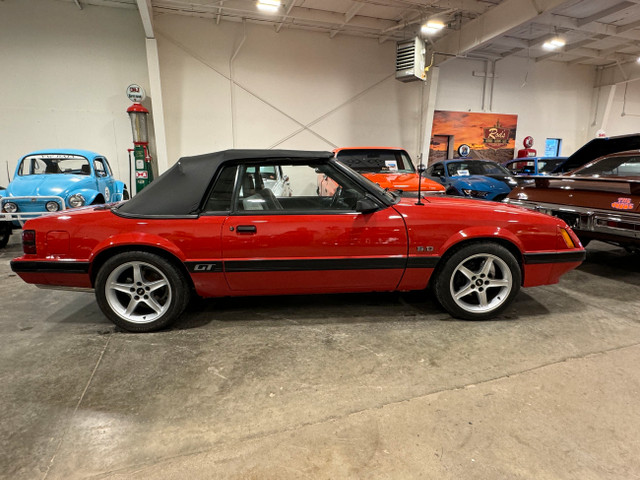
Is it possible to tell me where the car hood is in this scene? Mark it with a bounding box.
[451,175,512,192]
[363,172,444,192]
[560,134,640,172]
[6,175,95,199]
[395,194,562,226]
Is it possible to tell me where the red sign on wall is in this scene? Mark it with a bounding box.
[483,120,511,149]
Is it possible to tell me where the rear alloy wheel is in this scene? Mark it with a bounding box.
[434,242,521,320]
[95,251,190,332]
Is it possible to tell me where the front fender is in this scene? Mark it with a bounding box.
[89,232,187,264]
[69,188,100,206]
[113,181,126,194]
[450,180,471,191]
[438,225,524,259]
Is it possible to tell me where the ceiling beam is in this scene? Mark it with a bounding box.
[577,1,635,28]
[545,14,640,42]
[567,56,593,65]
[616,18,640,34]
[531,36,604,62]
[275,0,296,33]
[428,0,576,65]
[136,0,154,38]
[535,45,638,63]
[330,1,365,38]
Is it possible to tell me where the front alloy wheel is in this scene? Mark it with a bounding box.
[434,242,521,320]
[95,251,190,332]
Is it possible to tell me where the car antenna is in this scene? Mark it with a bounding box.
[416,162,426,205]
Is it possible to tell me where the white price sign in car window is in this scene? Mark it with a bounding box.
[385,160,398,172]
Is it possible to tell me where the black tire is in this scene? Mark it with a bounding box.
[445,187,459,196]
[0,222,11,249]
[95,251,191,332]
[123,189,130,200]
[433,242,521,320]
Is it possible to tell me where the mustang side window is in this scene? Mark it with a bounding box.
[204,165,237,212]
[234,162,366,213]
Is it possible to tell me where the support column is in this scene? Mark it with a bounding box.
[145,38,169,174]
[599,85,617,135]
[419,66,440,165]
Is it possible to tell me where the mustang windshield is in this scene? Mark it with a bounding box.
[336,150,416,174]
[448,161,509,176]
[573,155,640,178]
[18,155,90,176]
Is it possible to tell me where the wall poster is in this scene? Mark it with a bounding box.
[428,111,518,165]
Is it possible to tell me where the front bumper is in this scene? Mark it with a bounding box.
[506,199,640,241]
[0,195,67,223]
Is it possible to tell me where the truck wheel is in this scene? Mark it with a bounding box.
[0,222,11,248]
[434,242,521,320]
[95,251,190,332]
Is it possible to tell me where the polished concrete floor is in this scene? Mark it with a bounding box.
[1,233,639,479]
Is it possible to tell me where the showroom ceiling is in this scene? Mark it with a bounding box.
[71,0,640,67]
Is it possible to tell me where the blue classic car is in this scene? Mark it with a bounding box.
[1,149,128,233]
[424,159,517,202]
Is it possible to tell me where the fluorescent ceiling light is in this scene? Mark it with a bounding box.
[257,0,281,12]
[421,20,445,35]
[542,38,565,50]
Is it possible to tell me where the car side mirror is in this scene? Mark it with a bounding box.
[356,196,379,214]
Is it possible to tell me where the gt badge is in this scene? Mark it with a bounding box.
[611,197,634,210]
[186,262,222,273]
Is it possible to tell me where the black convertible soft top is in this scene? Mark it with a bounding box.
[116,149,333,217]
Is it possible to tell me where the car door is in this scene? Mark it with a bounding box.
[93,157,115,202]
[221,161,408,295]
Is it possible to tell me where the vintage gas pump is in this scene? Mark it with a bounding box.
[126,85,154,193]
[127,103,154,193]
[517,136,537,158]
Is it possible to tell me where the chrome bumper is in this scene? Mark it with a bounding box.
[506,199,640,240]
[0,195,67,223]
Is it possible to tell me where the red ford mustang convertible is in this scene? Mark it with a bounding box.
[11,150,585,332]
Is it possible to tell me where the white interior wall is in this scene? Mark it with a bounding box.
[0,0,149,187]
[1,2,618,191]
[155,13,599,164]
[591,61,640,138]
[435,56,596,157]
[153,15,424,164]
